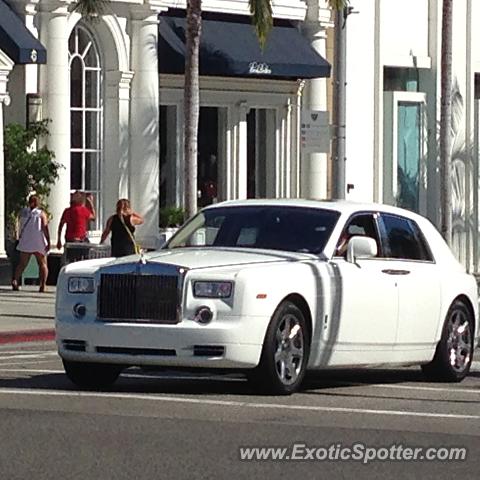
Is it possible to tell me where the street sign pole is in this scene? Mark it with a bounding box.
[332,6,349,200]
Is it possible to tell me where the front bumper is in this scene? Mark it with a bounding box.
[56,315,269,369]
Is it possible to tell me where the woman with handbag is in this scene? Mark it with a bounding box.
[100,199,144,257]
[12,194,50,292]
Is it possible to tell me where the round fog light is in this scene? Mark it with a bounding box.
[73,303,87,318]
[194,306,213,324]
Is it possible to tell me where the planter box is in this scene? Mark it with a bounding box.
[157,227,178,248]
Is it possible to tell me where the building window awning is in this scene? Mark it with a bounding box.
[159,13,330,80]
[0,0,46,64]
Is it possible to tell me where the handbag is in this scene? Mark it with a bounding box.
[16,212,33,248]
[119,214,141,254]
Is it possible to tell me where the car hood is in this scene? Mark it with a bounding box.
[145,247,317,270]
[62,247,320,275]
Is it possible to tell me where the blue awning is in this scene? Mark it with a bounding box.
[159,13,330,79]
[0,0,46,64]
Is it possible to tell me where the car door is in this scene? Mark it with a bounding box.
[329,212,398,354]
[377,213,441,349]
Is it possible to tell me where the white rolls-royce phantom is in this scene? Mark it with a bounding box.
[55,200,479,394]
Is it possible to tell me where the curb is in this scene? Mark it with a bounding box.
[0,329,55,345]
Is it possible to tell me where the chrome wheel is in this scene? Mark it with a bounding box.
[274,314,305,386]
[251,301,310,395]
[446,309,472,373]
[421,300,473,382]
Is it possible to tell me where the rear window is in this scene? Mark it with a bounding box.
[380,214,433,261]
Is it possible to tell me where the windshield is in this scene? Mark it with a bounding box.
[166,206,340,254]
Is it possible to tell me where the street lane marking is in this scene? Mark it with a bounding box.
[331,381,480,395]
[372,383,480,394]
[0,360,58,367]
[0,388,479,421]
[0,352,57,360]
[0,350,55,354]
[0,369,63,374]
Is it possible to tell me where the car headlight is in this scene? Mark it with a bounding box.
[193,281,233,298]
[68,277,95,294]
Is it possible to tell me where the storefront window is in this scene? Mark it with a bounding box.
[397,102,421,212]
[69,24,103,229]
[383,91,426,215]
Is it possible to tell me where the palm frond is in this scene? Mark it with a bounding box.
[249,0,273,50]
[73,0,109,19]
[328,0,349,9]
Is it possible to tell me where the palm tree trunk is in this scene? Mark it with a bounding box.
[184,0,202,219]
[440,0,453,245]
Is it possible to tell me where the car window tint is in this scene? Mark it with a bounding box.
[167,206,340,253]
[236,227,258,246]
[381,214,432,261]
[335,213,379,256]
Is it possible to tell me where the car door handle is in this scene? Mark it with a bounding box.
[381,269,411,275]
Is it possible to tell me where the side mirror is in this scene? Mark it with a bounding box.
[346,236,378,264]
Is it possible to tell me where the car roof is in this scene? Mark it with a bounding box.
[203,198,427,223]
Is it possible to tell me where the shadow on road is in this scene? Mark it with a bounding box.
[0,365,476,400]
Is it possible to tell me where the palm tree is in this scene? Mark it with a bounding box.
[73,0,109,18]
[184,0,348,218]
[439,0,453,245]
[183,0,274,218]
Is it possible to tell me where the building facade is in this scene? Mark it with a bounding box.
[0,0,46,261]
[3,0,480,272]
[0,0,332,254]
[342,0,480,271]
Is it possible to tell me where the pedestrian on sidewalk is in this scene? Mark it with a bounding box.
[12,194,50,292]
[100,199,144,257]
[56,191,96,262]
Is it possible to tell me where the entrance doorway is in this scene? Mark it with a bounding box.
[198,107,219,207]
[247,108,276,198]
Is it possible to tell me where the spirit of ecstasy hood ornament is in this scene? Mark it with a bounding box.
[139,249,147,265]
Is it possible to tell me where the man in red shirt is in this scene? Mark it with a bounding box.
[57,191,96,262]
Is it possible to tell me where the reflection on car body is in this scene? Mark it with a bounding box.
[55,199,479,395]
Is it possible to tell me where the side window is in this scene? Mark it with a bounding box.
[380,214,433,261]
[335,213,380,256]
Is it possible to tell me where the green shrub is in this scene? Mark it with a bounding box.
[4,120,61,236]
[159,206,185,228]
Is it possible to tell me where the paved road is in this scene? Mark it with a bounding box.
[0,342,479,479]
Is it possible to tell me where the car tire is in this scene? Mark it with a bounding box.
[421,300,474,382]
[63,360,122,389]
[249,301,310,395]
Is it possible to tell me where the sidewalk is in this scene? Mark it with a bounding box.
[0,285,56,344]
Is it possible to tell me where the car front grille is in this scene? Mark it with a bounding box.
[98,273,180,323]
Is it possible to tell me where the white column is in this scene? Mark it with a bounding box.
[0,61,13,258]
[225,106,235,200]
[303,2,332,199]
[39,1,71,238]
[129,10,160,248]
[235,103,248,199]
[283,100,293,197]
[104,70,134,219]
[275,106,284,197]
[291,89,301,197]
